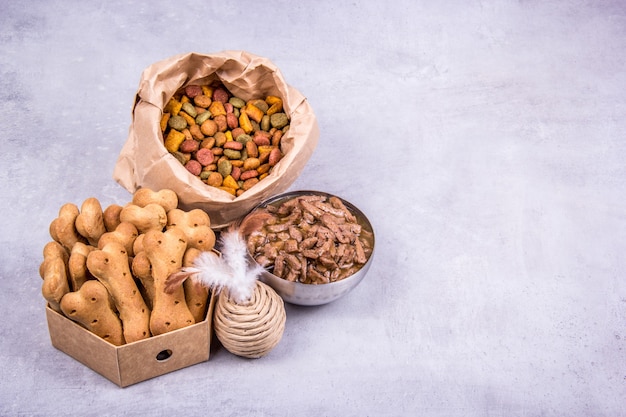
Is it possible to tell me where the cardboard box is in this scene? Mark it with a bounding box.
[45,293,215,387]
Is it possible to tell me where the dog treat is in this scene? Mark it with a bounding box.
[67,242,96,291]
[131,251,155,310]
[119,203,167,234]
[182,247,210,323]
[87,241,151,343]
[75,197,107,246]
[97,221,139,257]
[41,188,217,345]
[60,280,125,346]
[39,241,68,279]
[142,227,195,336]
[132,233,145,255]
[103,204,123,232]
[40,241,71,312]
[132,188,178,213]
[166,208,216,252]
[161,82,289,196]
[130,250,152,281]
[49,203,87,251]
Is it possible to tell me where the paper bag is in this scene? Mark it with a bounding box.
[113,51,319,228]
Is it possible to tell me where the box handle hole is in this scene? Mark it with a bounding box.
[156,349,172,362]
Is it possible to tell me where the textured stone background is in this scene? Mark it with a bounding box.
[1,1,625,416]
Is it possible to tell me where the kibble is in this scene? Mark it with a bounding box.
[161,82,289,196]
[185,160,202,176]
[169,115,187,131]
[223,149,241,160]
[229,97,245,108]
[196,148,214,166]
[217,159,232,178]
[179,139,199,153]
[200,119,218,136]
[181,102,197,118]
[185,85,203,98]
[195,110,212,125]
[206,172,223,187]
[223,141,243,151]
[212,88,229,103]
[194,95,212,108]
[270,113,289,129]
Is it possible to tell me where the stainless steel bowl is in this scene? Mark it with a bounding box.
[243,190,375,306]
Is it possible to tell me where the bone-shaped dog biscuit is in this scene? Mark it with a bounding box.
[132,188,178,213]
[60,280,125,346]
[182,247,210,323]
[119,203,167,234]
[87,241,151,343]
[166,208,216,252]
[142,227,194,336]
[75,197,107,246]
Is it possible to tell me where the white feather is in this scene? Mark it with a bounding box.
[189,227,261,304]
[220,229,248,280]
[190,251,232,291]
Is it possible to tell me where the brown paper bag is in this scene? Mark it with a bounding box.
[113,51,319,228]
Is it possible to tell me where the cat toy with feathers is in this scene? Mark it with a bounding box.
[164,210,286,358]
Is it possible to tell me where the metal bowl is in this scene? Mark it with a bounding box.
[243,190,375,306]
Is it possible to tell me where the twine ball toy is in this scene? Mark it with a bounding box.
[214,280,285,358]
[166,218,285,359]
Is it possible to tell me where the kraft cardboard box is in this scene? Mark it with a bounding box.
[45,292,215,387]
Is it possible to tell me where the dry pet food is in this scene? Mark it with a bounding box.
[161,82,290,197]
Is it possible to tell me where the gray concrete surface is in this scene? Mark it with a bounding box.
[2,1,625,416]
